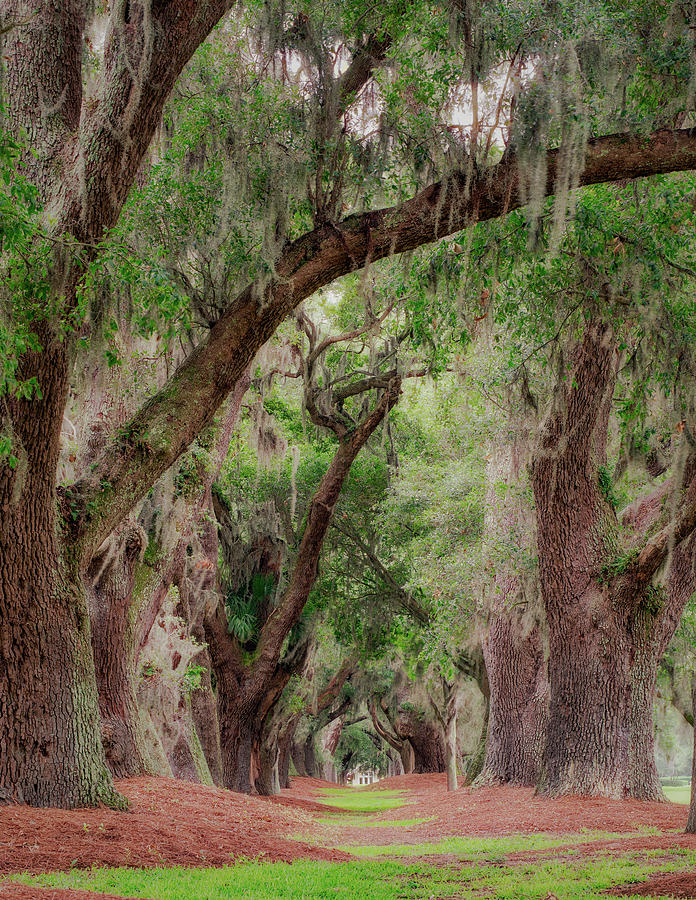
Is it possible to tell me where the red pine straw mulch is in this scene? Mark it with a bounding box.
[0,887,127,900]
[610,872,696,897]
[0,776,347,878]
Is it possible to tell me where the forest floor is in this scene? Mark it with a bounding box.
[2,774,696,898]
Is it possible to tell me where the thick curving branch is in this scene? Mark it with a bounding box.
[69,127,696,561]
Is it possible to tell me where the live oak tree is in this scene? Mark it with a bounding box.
[4,0,696,808]
[203,310,403,793]
[471,179,696,798]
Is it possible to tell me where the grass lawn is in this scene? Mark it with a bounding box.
[662,778,692,805]
[343,830,653,858]
[315,788,408,813]
[317,814,433,827]
[663,784,691,803]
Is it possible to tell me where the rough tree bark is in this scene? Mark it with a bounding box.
[481,614,547,786]
[0,335,120,806]
[532,321,696,798]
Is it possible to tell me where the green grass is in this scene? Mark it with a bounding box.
[317,815,433,828]
[14,847,696,900]
[662,780,692,804]
[664,784,691,804]
[14,861,415,900]
[661,776,691,804]
[316,788,408,813]
[345,831,627,859]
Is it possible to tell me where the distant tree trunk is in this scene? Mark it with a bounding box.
[87,524,150,779]
[292,742,309,777]
[370,698,415,774]
[187,645,223,785]
[465,698,489,784]
[400,740,416,774]
[255,737,278,797]
[278,725,296,788]
[409,718,446,773]
[303,733,318,778]
[463,661,490,784]
[479,407,547,786]
[172,519,224,786]
[428,677,459,790]
[481,614,548,786]
[444,684,458,791]
[387,750,403,777]
[687,673,696,834]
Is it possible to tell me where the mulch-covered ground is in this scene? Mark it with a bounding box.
[0,776,346,878]
[611,872,696,898]
[1,773,694,899]
[0,888,127,900]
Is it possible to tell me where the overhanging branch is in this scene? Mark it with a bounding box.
[70,127,696,561]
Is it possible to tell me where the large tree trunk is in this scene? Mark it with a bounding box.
[532,321,696,799]
[540,592,664,798]
[214,665,257,794]
[532,322,651,798]
[0,343,117,807]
